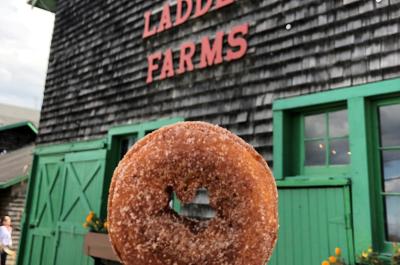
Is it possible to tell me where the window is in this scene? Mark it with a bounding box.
[273,78,400,256]
[300,108,351,175]
[119,135,136,159]
[303,109,350,166]
[373,98,400,244]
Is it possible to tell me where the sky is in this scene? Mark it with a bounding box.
[0,0,54,110]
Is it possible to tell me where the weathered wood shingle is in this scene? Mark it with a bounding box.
[38,0,400,165]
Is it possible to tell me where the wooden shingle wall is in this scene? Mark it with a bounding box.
[38,0,400,167]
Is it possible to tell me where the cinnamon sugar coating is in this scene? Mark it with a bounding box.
[108,122,278,265]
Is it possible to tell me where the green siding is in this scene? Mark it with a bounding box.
[269,186,354,265]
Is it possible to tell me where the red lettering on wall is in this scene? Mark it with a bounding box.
[175,0,193,26]
[194,0,213,18]
[146,52,162,84]
[143,11,156,39]
[199,31,224,69]
[146,23,250,83]
[158,4,173,33]
[160,49,175,80]
[226,23,249,61]
[178,41,196,74]
[142,0,237,39]
[215,0,235,9]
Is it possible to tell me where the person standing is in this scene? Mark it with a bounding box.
[0,216,12,265]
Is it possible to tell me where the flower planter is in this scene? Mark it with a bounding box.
[83,232,121,264]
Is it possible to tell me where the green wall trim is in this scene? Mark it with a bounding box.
[107,117,184,144]
[347,97,374,254]
[0,174,29,189]
[272,111,285,179]
[273,77,400,111]
[0,121,38,134]
[276,177,350,188]
[35,139,107,155]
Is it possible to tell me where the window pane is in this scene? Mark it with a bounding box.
[330,139,350,165]
[305,114,325,138]
[382,151,400,193]
[305,140,326,166]
[329,110,348,137]
[384,196,400,242]
[379,104,400,147]
[119,136,136,159]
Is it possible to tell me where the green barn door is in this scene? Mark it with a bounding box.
[18,148,107,265]
[269,186,354,265]
[54,150,107,265]
[22,155,64,265]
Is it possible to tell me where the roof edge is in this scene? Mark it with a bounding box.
[0,174,29,189]
[27,0,56,13]
[0,121,38,134]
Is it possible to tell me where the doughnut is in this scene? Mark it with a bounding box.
[108,121,278,265]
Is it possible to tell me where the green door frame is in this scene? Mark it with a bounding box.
[369,96,400,253]
[273,77,400,257]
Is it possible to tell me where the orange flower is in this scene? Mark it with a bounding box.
[321,260,330,265]
[335,247,341,256]
[83,222,88,228]
[329,256,337,263]
[86,215,92,222]
[86,211,94,222]
[104,221,108,229]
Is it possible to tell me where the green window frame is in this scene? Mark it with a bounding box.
[273,78,400,257]
[370,96,400,252]
[299,107,351,176]
[107,117,184,166]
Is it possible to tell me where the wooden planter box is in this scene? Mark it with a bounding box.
[83,232,121,264]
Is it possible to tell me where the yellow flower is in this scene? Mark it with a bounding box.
[362,251,368,258]
[335,247,341,256]
[329,256,337,263]
[368,247,373,253]
[322,260,330,265]
[86,211,95,222]
[104,221,108,229]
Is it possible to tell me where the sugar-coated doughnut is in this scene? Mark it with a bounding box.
[108,121,278,265]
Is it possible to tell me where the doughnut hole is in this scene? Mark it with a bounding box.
[168,187,216,221]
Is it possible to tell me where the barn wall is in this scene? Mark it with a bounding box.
[38,0,400,167]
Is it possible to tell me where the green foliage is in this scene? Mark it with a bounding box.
[357,244,400,265]
[392,243,400,265]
